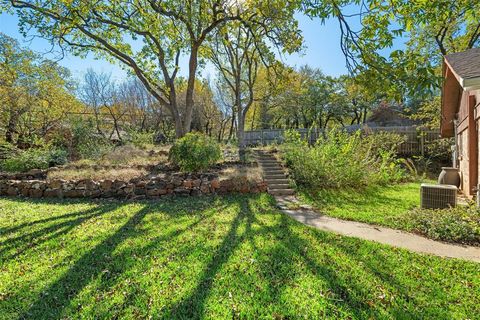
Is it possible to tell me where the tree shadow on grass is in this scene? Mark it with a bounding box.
[164,194,462,319]
[16,198,220,320]
[328,238,477,319]
[0,203,123,261]
[164,197,251,319]
[164,194,383,319]
[17,203,151,319]
[248,198,383,319]
[0,206,103,236]
[6,195,469,319]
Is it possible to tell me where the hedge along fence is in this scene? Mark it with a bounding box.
[244,126,441,156]
[0,173,267,200]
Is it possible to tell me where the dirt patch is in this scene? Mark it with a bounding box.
[219,164,262,181]
[47,168,149,181]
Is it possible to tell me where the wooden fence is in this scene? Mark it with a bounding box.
[244,126,442,155]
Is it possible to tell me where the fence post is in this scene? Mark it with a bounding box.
[261,129,264,146]
[420,129,425,157]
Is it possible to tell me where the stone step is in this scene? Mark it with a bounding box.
[257,151,291,193]
[264,171,284,175]
[255,153,275,156]
[269,189,295,196]
[264,174,285,179]
[264,171,285,176]
[264,175,287,180]
[260,162,282,168]
[262,166,284,172]
[268,184,291,189]
[265,178,290,184]
[263,166,283,170]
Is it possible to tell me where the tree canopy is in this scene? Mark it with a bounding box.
[0,32,82,147]
[305,0,480,102]
[2,0,302,137]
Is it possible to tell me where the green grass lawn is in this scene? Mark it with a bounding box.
[298,182,423,228]
[1,194,479,319]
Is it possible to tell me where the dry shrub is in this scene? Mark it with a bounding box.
[219,165,262,181]
[48,167,148,181]
[94,144,168,166]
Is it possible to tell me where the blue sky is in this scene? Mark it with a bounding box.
[0,11,354,83]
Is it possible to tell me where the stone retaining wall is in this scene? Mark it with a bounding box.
[0,173,267,199]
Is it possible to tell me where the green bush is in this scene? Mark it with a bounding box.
[0,142,19,161]
[401,205,480,245]
[48,148,68,167]
[129,131,155,149]
[169,132,222,172]
[281,129,405,189]
[71,117,113,160]
[1,147,67,172]
[362,131,406,156]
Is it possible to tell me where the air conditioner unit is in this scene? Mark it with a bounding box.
[420,184,457,209]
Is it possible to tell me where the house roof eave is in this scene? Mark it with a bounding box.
[463,77,480,91]
[444,58,465,88]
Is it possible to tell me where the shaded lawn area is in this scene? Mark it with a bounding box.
[298,182,422,229]
[0,194,479,319]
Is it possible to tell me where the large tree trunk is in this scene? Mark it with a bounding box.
[182,45,199,136]
[5,110,18,144]
[362,106,368,123]
[167,90,185,138]
[173,115,184,138]
[228,111,236,141]
[237,111,246,162]
[235,80,247,162]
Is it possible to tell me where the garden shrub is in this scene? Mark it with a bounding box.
[281,129,405,189]
[169,132,222,172]
[401,205,480,245]
[425,138,453,162]
[0,142,19,161]
[129,131,155,149]
[1,147,67,172]
[362,131,406,156]
[101,144,148,165]
[47,148,68,167]
[70,117,113,160]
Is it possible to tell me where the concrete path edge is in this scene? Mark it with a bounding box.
[276,196,480,263]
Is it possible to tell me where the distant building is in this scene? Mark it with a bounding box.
[366,102,417,127]
[441,48,480,196]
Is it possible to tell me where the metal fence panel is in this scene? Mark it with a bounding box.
[244,126,442,155]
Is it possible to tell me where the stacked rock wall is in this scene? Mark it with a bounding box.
[0,173,267,199]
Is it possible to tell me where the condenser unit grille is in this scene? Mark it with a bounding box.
[420,184,457,209]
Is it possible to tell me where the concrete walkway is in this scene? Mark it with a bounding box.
[276,196,480,263]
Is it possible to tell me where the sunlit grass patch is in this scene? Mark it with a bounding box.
[0,194,478,319]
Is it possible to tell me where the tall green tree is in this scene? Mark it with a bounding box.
[305,0,480,102]
[2,0,301,138]
[208,21,264,160]
[0,33,81,146]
